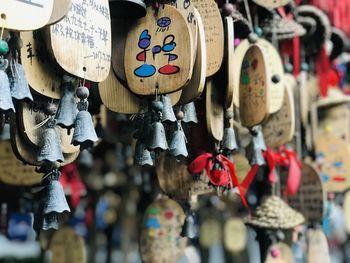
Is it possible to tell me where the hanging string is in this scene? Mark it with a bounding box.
[24,117,50,134]
[0,15,5,40]
[243,0,254,30]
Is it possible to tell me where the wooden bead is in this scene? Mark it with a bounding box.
[76,86,89,99]
[176,110,184,120]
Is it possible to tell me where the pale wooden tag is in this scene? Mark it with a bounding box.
[47,0,72,25]
[252,0,291,9]
[343,191,350,234]
[234,153,251,183]
[20,31,62,99]
[192,0,224,77]
[50,227,86,263]
[206,78,224,141]
[199,218,222,248]
[178,8,206,105]
[0,140,41,186]
[125,5,193,95]
[286,163,325,223]
[307,228,330,263]
[140,197,187,263]
[225,16,234,109]
[0,0,53,30]
[265,243,293,263]
[223,217,247,253]
[48,0,111,82]
[263,83,295,148]
[239,44,269,128]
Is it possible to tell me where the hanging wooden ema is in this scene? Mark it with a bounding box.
[50,227,86,263]
[258,39,284,114]
[314,134,350,192]
[140,196,187,263]
[265,243,293,263]
[0,0,53,30]
[47,0,72,25]
[206,78,224,141]
[0,140,41,186]
[178,8,206,104]
[263,84,295,148]
[20,31,62,99]
[252,0,292,9]
[48,0,111,82]
[307,228,330,263]
[239,43,269,128]
[192,0,224,77]
[343,191,350,234]
[225,16,234,109]
[17,98,79,154]
[223,217,247,253]
[285,163,325,223]
[156,153,214,199]
[234,153,251,183]
[125,5,193,95]
[99,66,143,114]
[199,218,222,248]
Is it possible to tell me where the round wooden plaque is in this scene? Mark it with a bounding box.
[50,227,86,263]
[206,78,224,141]
[307,228,330,263]
[125,5,193,95]
[239,44,269,128]
[47,0,72,25]
[192,0,224,77]
[225,16,234,109]
[0,140,41,186]
[48,0,111,82]
[178,8,206,105]
[263,83,295,148]
[199,218,222,248]
[265,243,293,263]
[20,30,62,99]
[223,217,247,253]
[252,0,291,9]
[140,197,187,263]
[0,0,53,31]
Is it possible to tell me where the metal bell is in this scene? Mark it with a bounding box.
[182,102,198,123]
[8,61,33,101]
[37,123,64,164]
[55,82,77,130]
[0,59,15,112]
[146,121,169,152]
[78,149,94,168]
[246,126,267,166]
[180,211,198,239]
[44,177,70,214]
[72,110,98,149]
[252,126,267,152]
[0,123,10,140]
[134,139,154,166]
[222,127,238,153]
[42,212,59,230]
[109,0,146,19]
[169,123,188,159]
[161,95,176,123]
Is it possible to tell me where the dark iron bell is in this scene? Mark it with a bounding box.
[55,80,77,130]
[42,212,59,230]
[78,149,94,168]
[8,61,33,101]
[134,139,154,166]
[161,95,176,123]
[169,122,188,159]
[246,126,266,166]
[146,121,169,152]
[0,123,10,140]
[0,59,15,112]
[180,211,198,239]
[44,171,70,214]
[72,86,98,149]
[182,102,198,123]
[109,0,146,19]
[222,127,238,153]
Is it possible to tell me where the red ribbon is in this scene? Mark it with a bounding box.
[280,147,302,197]
[188,153,248,207]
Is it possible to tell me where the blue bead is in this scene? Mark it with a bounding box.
[254,27,263,37]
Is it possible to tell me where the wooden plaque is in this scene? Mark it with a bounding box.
[234,153,251,183]
[125,5,193,95]
[239,44,269,128]
[252,0,291,9]
[0,0,53,31]
[263,84,295,148]
[315,134,350,192]
[192,0,224,77]
[199,218,222,248]
[307,229,330,263]
[298,71,309,127]
[206,78,224,141]
[225,16,234,109]
[223,217,247,253]
[47,0,72,25]
[21,31,62,99]
[0,140,41,186]
[343,191,350,234]
[178,8,206,105]
[50,227,86,263]
[140,197,187,263]
[48,0,111,82]
[258,39,284,114]
[99,65,143,114]
[285,163,325,223]
[265,243,293,263]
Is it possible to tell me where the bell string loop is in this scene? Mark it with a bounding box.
[24,117,50,134]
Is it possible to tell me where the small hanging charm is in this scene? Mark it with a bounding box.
[180,196,199,239]
[246,125,267,166]
[71,85,98,148]
[161,94,176,123]
[222,110,238,154]
[0,38,14,112]
[169,110,188,160]
[135,139,154,166]
[55,75,77,131]
[182,102,198,124]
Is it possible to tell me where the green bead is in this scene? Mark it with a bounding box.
[0,40,9,55]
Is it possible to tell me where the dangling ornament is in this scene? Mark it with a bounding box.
[71,86,98,148]
[180,198,198,239]
[55,76,77,130]
[134,139,154,166]
[246,126,267,166]
[182,102,198,124]
[161,94,176,123]
[222,110,237,154]
[169,110,188,160]
[0,38,14,112]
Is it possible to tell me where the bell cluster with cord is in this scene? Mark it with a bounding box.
[133,95,199,166]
